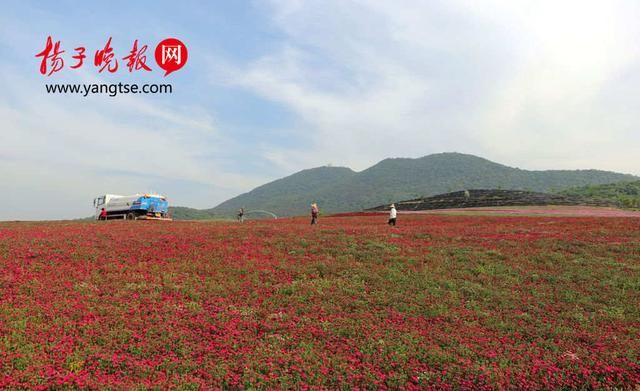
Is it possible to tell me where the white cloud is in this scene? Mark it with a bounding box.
[225,0,640,175]
[458,0,640,171]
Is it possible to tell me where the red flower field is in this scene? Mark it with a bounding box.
[0,214,639,389]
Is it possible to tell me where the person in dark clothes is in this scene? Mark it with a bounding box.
[310,203,319,225]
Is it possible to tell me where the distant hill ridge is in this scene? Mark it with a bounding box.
[367,189,614,211]
[171,153,637,219]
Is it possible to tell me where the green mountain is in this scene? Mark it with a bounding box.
[559,180,640,209]
[206,153,637,217]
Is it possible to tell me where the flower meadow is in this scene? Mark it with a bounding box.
[0,214,639,389]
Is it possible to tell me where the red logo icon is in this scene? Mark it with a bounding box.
[154,38,188,77]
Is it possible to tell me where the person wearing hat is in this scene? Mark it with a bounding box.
[310,203,319,225]
[388,203,397,226]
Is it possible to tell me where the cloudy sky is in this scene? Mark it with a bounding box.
[1,0,639,220]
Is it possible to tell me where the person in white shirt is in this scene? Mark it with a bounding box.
[388,204,397,226]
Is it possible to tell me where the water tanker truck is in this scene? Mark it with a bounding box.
[93,194,171,220]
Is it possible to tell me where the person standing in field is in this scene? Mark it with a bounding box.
[388,204,397,226]
[237,207,245,223]
[99,208,107,221]
[310,203,319,225]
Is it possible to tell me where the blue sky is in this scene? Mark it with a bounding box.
[1,0,640,219]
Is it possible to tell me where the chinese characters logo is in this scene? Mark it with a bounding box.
[36,36,187,77]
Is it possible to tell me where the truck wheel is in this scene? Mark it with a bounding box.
[126,212,137,220]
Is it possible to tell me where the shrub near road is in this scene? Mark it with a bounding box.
[0,215,639,389]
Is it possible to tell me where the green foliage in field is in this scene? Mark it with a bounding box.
[560,180,640,209]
